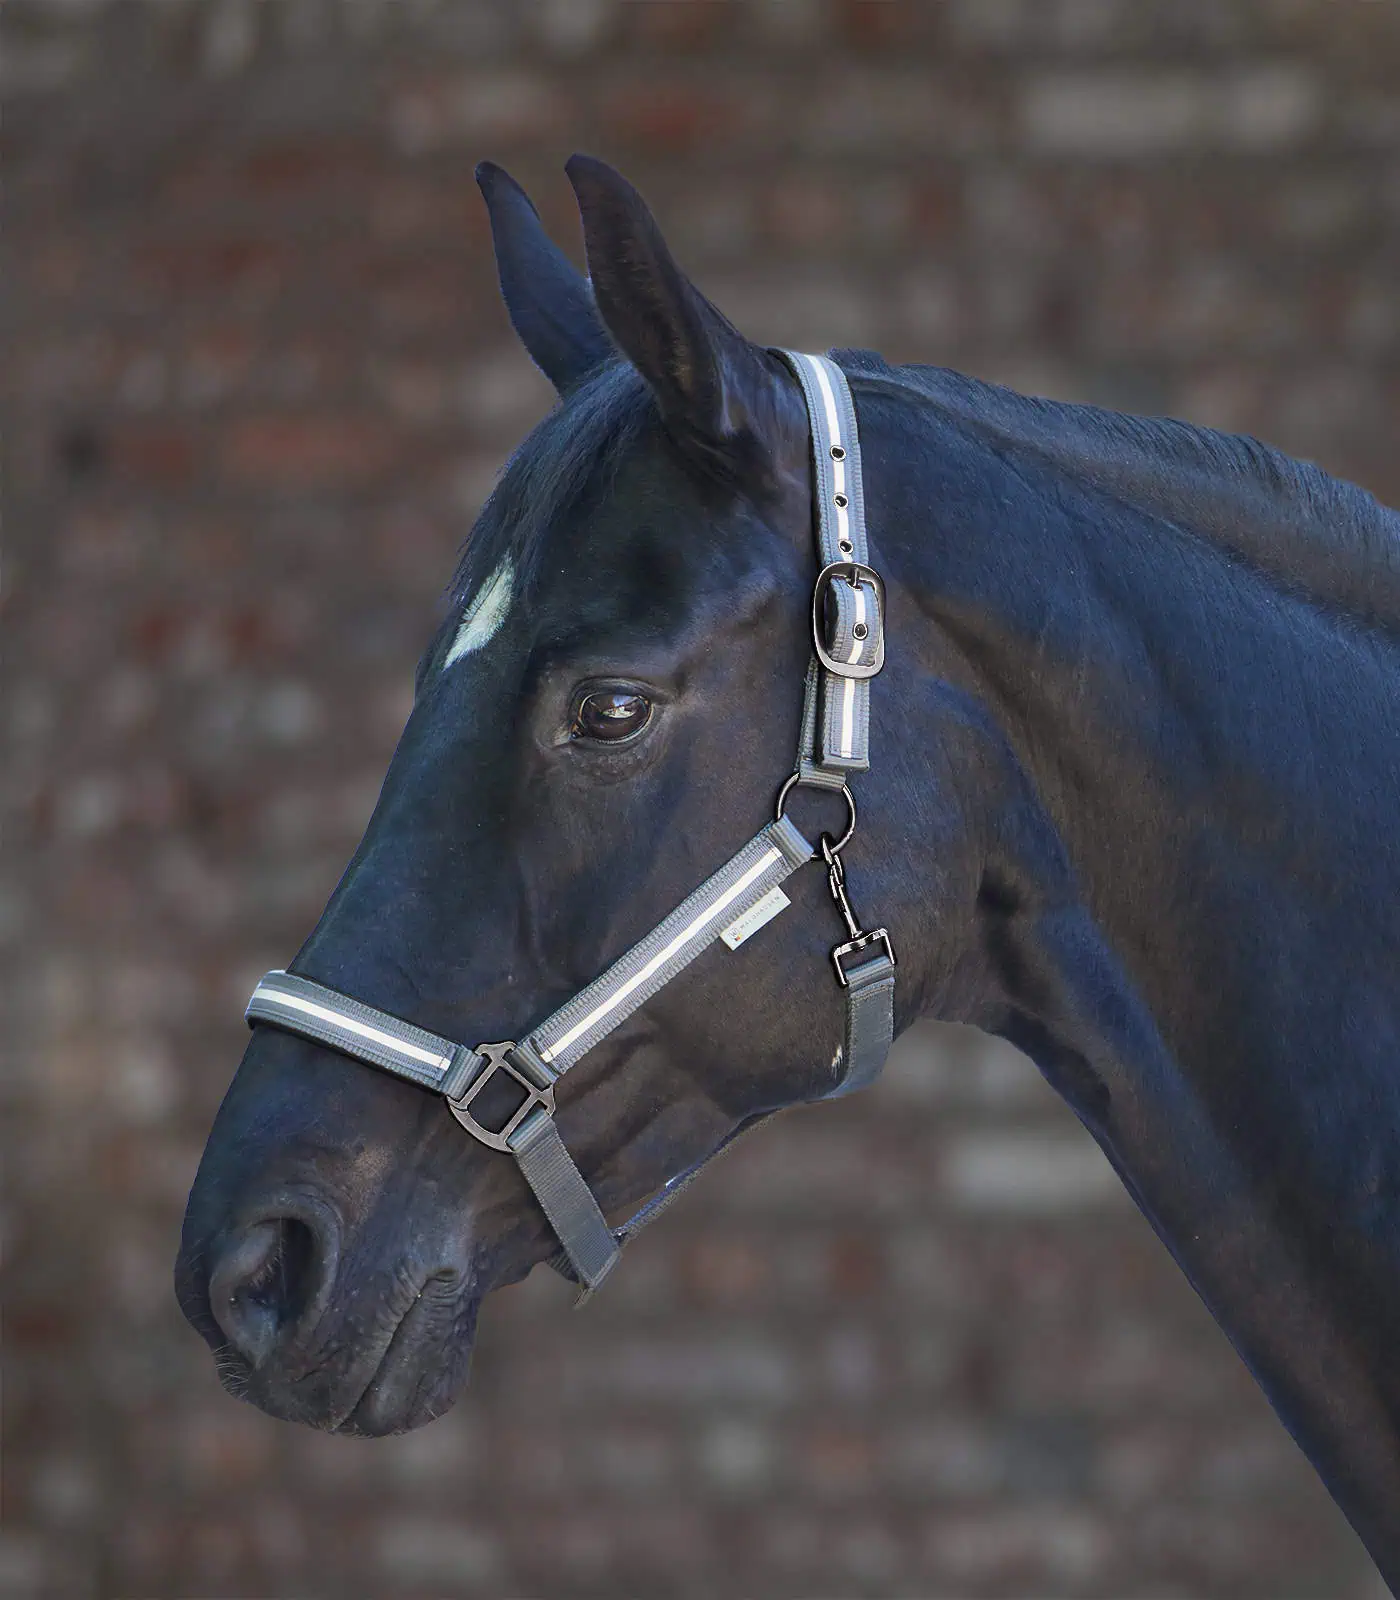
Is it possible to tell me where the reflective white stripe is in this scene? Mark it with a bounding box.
[810,357,844,451]
[258,988,452,1073]
[539,848,783,1061]
[833,584,866,757]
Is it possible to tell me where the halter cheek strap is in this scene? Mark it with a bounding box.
[243,351,896,1298]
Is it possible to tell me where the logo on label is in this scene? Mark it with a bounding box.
[721,886,791,951]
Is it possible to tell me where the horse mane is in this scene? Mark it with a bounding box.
[836,348,1400,638]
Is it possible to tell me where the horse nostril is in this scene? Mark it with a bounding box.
[209,1216,322,1369]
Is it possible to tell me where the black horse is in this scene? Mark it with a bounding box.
[177,156,1400,1581]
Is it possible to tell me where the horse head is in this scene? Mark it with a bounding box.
[174,157,977,1434]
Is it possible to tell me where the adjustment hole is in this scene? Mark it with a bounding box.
[853,622,868,640]
[830,445,846,461]
[839,539,853,553]
[833,493,848,508]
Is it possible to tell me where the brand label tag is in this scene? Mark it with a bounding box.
[721,886,791,951]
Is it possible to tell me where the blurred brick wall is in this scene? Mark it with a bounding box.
[6,2,1399,1596]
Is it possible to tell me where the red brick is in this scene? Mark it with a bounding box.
[181,326,254,404]
[135,237,288,300]
[686,1236,768,1303]
[836,0,927,50]
[386,71,567,155]
[625,0,731,50]
[601,83,737,150]
[219,416,400,489]
[240,136,371,197]
[797,1425,879,1497]
[909,172,963,243]
[825,1231,881,1296]
[110,423,200,485]
[766,176,847,250]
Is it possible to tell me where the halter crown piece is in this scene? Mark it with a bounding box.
[245,353,896,1297]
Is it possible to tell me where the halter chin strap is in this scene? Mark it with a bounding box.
[243,351,895,1298]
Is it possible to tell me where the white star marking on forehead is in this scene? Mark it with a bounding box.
[442,555,514,671]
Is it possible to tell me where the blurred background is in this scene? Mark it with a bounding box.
[6,2,1400,1596]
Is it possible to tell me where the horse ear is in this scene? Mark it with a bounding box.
[476,162,615,395]
[565,153,790,473]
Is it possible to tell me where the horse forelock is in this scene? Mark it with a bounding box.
[448,360,652,618]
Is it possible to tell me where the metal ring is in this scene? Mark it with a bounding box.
[775,772,856,853]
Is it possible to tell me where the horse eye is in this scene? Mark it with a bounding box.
[572,689,652,743]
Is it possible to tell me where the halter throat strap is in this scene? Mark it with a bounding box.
[243,351,895,1297]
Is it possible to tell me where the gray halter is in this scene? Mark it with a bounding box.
[245,351,896,1297]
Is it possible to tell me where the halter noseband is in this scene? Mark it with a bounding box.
[244,352,896,1297]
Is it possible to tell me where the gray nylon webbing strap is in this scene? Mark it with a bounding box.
[795,660,850,791]
[245,970,476,1093]
[527,815,813,1074]
[509,1109,619,1293]
[776,351,878,774]
[833,951,896,1096]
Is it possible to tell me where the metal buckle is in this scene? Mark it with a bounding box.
[812,560,886,680]
[447,1042,556,1152]
[832,928,896,987]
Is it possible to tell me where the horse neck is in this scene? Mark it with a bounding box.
[871,390,1400,1058]
[867,390,1400,1573]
